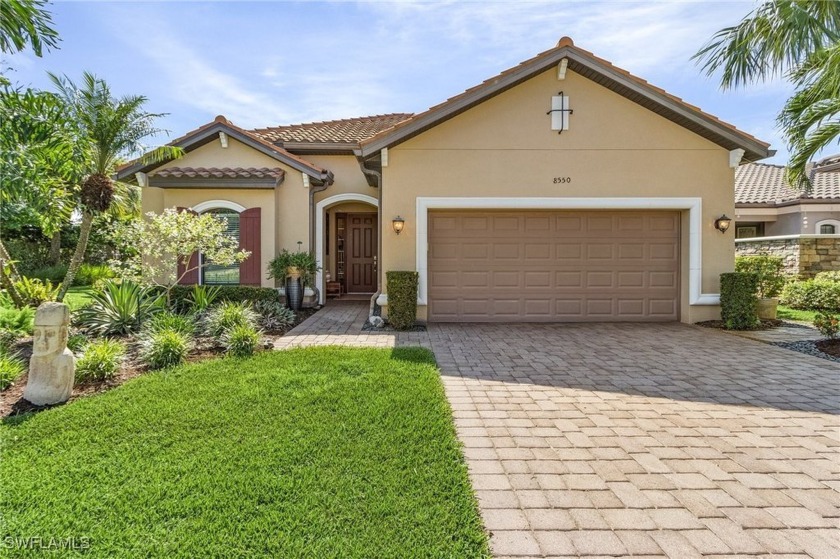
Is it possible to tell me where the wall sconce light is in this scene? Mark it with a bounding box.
[392,216,405,235]
[714,214,732,234]
[547,91,573,133]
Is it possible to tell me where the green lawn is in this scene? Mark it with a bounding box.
[63,285,94,310]
[1,347,489,558]
[778,305,818,322]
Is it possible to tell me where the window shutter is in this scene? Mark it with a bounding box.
[176,207,200,285]
[239,208,261,286]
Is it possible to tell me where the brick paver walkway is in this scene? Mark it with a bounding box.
[275,304,840,557]
[431,323,840,558]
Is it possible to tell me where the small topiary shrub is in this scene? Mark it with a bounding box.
[720,272,759,330]
[386,271,419,330]
[735,255,786,298]
[781,279,840,312]
[145,311,195,336]
[75,338,125,383]
[814,270,840,282]
[221,324,261,357]
[205,301,259,338]
[0,354,25,390]
[814,312,840,339]
[139,328,191,370]
[254,300,295,331]
[0,306,35,335]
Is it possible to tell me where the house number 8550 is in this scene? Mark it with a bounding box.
[553,177,571,184]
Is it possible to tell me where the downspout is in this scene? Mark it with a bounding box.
[359,162,382,319]
[309,171,333,304]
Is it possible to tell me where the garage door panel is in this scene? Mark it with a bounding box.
[428,210,679,322]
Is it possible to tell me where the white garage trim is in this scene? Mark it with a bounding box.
[414,197,718,308]
[315,193,379,304]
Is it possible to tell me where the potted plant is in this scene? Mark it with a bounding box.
[268,249,321,311]
[735,255,786,319]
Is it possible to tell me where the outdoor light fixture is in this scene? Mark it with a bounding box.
[714,214,732,234]
[392,216,405,235]
[547,91,572,133]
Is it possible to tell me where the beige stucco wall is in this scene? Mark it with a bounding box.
[380,68,737,323]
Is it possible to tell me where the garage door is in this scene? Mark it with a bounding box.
[428,211,680,322]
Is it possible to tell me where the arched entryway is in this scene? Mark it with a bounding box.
[315,194,379,304]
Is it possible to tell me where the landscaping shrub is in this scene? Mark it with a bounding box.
[813,312,840,339]
[0,305,35,335]
[161,285,279,314]
[386,271,419,330]
[221,324,261,357]
[139,328,191,370]
[187,285,221,314]
[75,339,125,383]
[74,263,115,286]
[76,280,165,336]
[26,264,68,284]
[720,272,759,330]
[66,332,88,354]
[814,271,840,282]
[0,354,25,390]
[14,277,60,307]
[205,301,259,338]
[254,300,295,331]
[144,311,195,336]
[0,329,19,354]
[781,279,840,312]
[735,255,786,298]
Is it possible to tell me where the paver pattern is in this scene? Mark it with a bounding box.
[432,322,840,558]
[276,303,840,558]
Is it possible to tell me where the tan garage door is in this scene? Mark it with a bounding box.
[428,210,680,322]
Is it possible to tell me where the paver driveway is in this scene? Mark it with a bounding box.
[431,322,840,558]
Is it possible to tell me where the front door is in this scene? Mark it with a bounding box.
[346,213,377,293]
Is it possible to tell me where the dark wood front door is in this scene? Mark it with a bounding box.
[346,213,377,293]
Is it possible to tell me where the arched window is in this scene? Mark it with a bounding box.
[815,219,840,235]
[201,208,241,285]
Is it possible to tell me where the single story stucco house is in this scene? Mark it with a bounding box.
[118,37,773,324]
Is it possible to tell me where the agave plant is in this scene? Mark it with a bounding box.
[187,284,221,314]
[76,280,164,336]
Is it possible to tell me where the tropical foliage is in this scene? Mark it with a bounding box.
[694,1,840,187]
[0,0,59,59]
[75,280,164,336]
[75,338,125,382]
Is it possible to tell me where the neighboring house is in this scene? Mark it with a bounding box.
[734,158,840,277]
[735,157,840,238]
[118,37,773,324]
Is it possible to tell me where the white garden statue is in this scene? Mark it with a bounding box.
[23,302,75,406]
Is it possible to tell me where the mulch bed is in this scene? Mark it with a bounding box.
[815,338,840,358]
[1,306,321,419]
[695,319,785,330]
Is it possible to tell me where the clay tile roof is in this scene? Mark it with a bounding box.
[251,113,414,145]
[735,159,840,204]
[151,167,285,181]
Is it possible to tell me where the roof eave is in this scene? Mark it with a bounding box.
[360,45,772,162]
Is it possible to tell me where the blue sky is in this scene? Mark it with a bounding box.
[4,0,793,163]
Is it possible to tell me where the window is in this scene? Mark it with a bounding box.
[201,209,240,285]
[735,222,764,239]
[816,219,840,235]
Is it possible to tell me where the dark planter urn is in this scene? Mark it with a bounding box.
[285,276,304,311]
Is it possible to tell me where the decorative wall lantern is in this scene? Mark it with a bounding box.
[714,214,732,234]
[392,216,405,235]
[547,91,573,133]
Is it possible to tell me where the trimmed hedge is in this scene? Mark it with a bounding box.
[814,271,840,282]
[734,255,785,298]
[720,272,759,330]
[157,285,281,313]
[386,271,419,330]
[781,279,840,312]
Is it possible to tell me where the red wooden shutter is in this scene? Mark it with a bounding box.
[239,208,261,286]
[176,207,200,285]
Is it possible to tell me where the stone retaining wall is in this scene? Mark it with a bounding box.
[736,236,840,278]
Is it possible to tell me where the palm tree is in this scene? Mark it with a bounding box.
[49,72,182,301]
[0,0,59,58]
[693,0,840,187]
